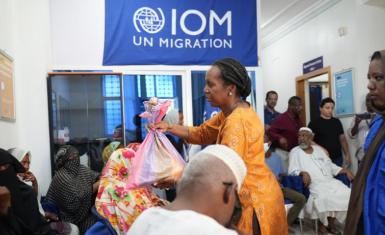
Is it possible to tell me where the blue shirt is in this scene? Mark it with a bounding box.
[265,152,285,179]
[264,106,280,125]
[363,114,385,234]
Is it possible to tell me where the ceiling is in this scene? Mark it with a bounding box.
[260,0,321,37]
[259,0,343,47]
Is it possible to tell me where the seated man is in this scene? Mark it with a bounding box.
[288,127,354,235]
[127,145,247,235]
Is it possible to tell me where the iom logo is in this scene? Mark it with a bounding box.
[133,7,165,34]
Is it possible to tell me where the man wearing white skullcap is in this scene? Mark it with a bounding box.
[127,145,246,235]
[288,127,354,234]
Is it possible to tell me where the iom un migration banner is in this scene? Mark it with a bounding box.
[103,0,257,66]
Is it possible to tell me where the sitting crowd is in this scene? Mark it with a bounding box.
[1,51,385,235]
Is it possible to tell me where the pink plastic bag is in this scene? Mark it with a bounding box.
[128,98,186,189]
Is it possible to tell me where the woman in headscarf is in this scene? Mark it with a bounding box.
[8,147,79,235]
[8,148,38,192]
[8,148,46,214]
[151,58,287,235]
[46,145,100,234]
[102,141,123,163]
[0,148,58,235]
[95,147,165,235]
[345,50,385,234]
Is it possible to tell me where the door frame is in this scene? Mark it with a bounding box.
[295,66,332,125]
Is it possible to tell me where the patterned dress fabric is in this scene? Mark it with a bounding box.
[95,148,164,235]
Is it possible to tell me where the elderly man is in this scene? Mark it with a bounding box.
[288,127,354,235]
[127,145,247,235]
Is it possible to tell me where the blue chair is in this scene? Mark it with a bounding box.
[85,206,118,235]
[85,222,112,235]
[40,197,60,215]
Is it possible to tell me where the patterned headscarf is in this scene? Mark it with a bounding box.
[47,145,98,233]
[102,141,122,163]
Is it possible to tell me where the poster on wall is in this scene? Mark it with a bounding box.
[0,49,15,121]
[103,0,257,66]
[333,68,354,116]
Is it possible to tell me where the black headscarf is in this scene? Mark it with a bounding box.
[47,145,98,233]
[0,148,43,233]
[213,58,252,99]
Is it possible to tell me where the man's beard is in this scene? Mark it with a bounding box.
[299,143,309,149]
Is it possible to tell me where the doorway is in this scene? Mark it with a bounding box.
[296,67,331,125]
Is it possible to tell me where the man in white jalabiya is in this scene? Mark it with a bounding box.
[288,127,354,235]
[127,144,247,235]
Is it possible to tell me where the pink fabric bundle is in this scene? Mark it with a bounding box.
[128,98,186,189]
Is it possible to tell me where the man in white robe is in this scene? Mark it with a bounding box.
[288,127,354,235]
[127,145,247,235]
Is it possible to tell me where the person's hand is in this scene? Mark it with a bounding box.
[278,137,288,150]
[148,121,170,132]
[0,186,11,215]
[153,178,176,189]
[44,212,59,221]
[300,171,311,187]
[93,180,100,193]
[339,168,354,182]
[354,115,363,125]
[23,171,37,184]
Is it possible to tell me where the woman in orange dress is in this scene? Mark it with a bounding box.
[152,58,287,235]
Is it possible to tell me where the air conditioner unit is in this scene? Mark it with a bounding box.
[361,0,385,7]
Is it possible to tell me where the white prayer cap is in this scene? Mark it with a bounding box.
[193,145,247,192]
[299,127,313,134]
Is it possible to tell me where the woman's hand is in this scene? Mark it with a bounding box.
[44,212,59,221]
[148,121,171,132]
[23,171,37,184]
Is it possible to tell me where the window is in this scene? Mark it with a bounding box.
[103,75,122,136]
[191,70,256,126]
[124,74,182,142]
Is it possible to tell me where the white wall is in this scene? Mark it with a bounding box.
[0,0,52,194]
[261,0,385,172]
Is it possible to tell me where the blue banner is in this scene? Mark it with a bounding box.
[103,0,257,66]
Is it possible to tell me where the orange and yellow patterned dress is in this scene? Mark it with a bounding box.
[187,107,288,235]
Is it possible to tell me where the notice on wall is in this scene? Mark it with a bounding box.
[334,69,354,116]
[0,50,15,121]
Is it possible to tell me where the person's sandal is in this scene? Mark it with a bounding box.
[317,221,327,235]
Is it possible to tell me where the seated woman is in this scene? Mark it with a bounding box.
[8,147,79,235]
[0,148,74,235]
[95,146,165,235]
[46,145,100,234]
